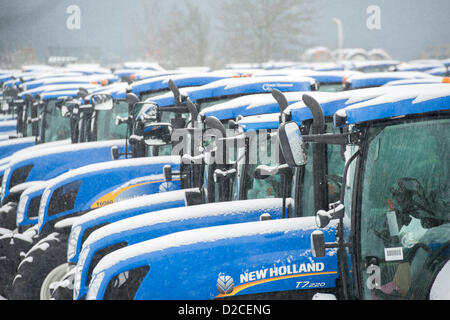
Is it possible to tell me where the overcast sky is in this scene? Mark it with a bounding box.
[0,0,449,67]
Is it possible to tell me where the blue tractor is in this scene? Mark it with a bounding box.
[6,75,317,299]
[85,83,449,300]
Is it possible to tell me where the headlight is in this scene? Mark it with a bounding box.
[38,189,51,229]
[67,225,82,261]
[86,271,105,300]
[16,195,28,225]
[74,246,90,299]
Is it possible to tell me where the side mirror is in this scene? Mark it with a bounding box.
[272,89,289,113]
[134,102,159,122]
[316,202,345,228]
[143,122,172,146]
[254,164,292,180]
[214,168,237,183]
[186,99,199,121]
[205,116,226,137]
[163,165,181,182]
[111,145,120,160]
[311,230,326,258]
[278,121,307,167]
[168,79,186,106]
[163,165,172,182]
[92,94,113,111]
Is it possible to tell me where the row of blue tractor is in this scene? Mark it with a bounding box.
[0,63,449,300]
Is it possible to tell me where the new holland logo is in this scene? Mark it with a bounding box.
[262,83,294,91]
[216,274,234,295]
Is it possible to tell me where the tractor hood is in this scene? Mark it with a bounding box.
[1,139,127,205]
[37,155,181,234]
[76,198,289,299]
[16,180,51,226]
[0,137,39,161]
[0,120,16,134]
[87,216,338,300]
[68,188,195,263]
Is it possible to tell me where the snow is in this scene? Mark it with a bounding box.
[21,180,51,197]
[85,198,289,246]
[17,256,34,270]
[54,217,80,230]
[93,213,328,274]
[9,139,122,166]
[347,71,433,81]
[312,293,337,300]
[0,136,36,147]
[335,83,450,119]
[201,91,306,117]
[47,155,180,187]
[222,76,316,90]
[74,188,192,226]
[341,83,450,112]
[238,113,280,124]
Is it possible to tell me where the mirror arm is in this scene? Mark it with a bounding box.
[302,132,362,145]
[214,168,237,182]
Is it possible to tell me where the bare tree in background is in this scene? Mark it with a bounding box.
[129,0,171,63]
[158,1,211,68]
[130,0,211,69]
[212,0,315,64]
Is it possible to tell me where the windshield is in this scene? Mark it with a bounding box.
[197,97,235,112]
[358,118,450,300]
[319,83,345,92]
[43,100,71,142]
[141,89,171,102]
[95,101,129,140]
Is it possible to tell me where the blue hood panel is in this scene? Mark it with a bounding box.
[69,188,193,263]
[89,216,338,300]
[0,137,36,161]
[39,156,181,233]
[2,140,127,204]
[78,198,288,299]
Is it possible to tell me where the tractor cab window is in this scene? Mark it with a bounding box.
[96,101,129,141]
[43,100,71,142]
[233,139,247,200]
[25,102,44,137]
[359,118,450,300]
[197,97,234,112]
[319,83,345,92]
[141,89,171,102]
[243,130,282,200]
[301,125,345,217]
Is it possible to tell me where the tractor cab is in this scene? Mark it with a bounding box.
[281,83,450,300]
